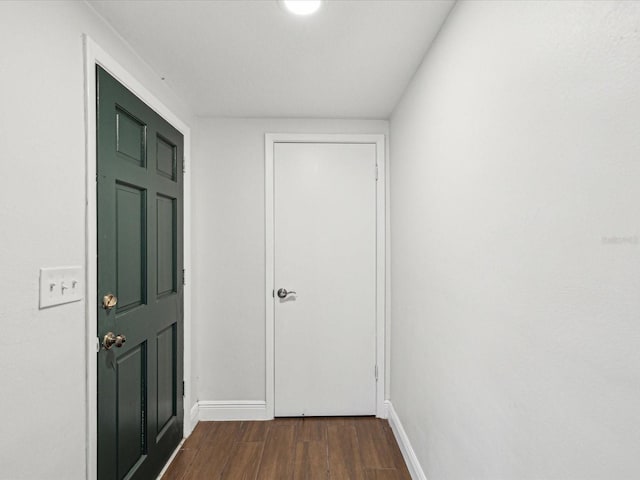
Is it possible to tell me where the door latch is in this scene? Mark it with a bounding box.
[277,288,297,299]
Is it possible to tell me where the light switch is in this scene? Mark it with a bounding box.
[39,266,83,309]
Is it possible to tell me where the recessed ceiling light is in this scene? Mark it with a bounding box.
[280,0,322,16]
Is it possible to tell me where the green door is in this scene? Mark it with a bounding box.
[97,66,184,480]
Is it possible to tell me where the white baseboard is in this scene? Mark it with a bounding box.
[190,401,199,427]
[385,401,427,480]
[197,400,270,421]
[381,399,390,419]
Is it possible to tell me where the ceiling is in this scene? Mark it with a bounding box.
[88,0,455,119]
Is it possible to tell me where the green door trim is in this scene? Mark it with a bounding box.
[83,35,193,480]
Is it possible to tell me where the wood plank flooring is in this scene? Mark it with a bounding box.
[162,417,411,480]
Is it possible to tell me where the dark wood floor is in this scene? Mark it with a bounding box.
[161,417,412,480]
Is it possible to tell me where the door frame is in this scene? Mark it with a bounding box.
[265,133,387,419]
[83,35,193,480]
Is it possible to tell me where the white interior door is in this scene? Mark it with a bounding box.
[274,142,377,417]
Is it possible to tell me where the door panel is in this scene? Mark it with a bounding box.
[115,107,146,166]
[156,323,177,436]
[115,183,146,312]
[274,142,377,417]
[156,135,177,180]
[97,66,183,480]
[156,195,177,297]
[116,344,146,476]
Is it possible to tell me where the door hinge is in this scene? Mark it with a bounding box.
[182,157,186,174]
[182,269,186,286]
[375,164,379,181]
[182,380,185,396]
[375,365,379,381]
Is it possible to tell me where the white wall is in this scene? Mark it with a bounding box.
[0,2,194,479]
[192,118,388,403]
[390,1,640,479]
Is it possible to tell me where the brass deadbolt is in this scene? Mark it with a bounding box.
[102,293,118,310]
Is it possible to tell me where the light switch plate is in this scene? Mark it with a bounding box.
[39,266,83,309]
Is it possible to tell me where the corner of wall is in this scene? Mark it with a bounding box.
[386,401,427,480]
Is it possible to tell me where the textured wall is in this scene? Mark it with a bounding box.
[390,1,640,478]
[192,118,388,402]
[0,2,193,478]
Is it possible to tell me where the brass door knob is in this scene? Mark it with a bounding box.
[102,293,118,310]
[103,332,126,350]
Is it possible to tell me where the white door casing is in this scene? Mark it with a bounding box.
[84,35,193,480]
[265,134,386,419]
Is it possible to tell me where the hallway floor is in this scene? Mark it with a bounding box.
[161,416,411,479]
